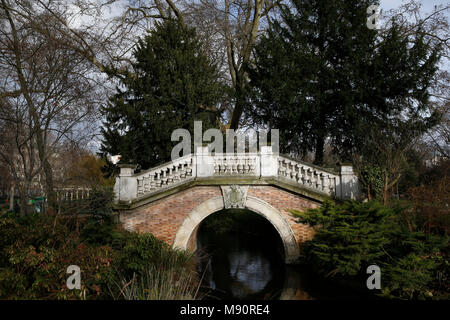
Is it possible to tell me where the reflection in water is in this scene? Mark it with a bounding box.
[197,223,307,300]
[229,252,270,295]
[197,210,379,300]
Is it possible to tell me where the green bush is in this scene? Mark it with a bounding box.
[0,211,196,300]
[291,200,449,299]
[80,219,126,249]
[117,233,167,276]
[359,165,384,200]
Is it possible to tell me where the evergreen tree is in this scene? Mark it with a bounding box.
[101,21,223,170]
[291,200,449,299]
[248,0,441,165]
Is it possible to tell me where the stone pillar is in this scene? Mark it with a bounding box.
[114,164,137,203]
[195,145,214,177]
[339,164,359,200]
[260,145,278,177]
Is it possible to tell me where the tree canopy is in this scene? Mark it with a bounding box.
[248,0,442,166]
[101,20,224,170]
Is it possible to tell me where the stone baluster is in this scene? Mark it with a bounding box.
[214,161,219,175]
[226,160,232,174]
[173,164,180,182]
[141,177,146,194]
[312,170,318,188]
[317,173,324,191]
[278,159,285,176]
[221,161,226,174]
[149,173,155,190]
[290,162,296,180]
[137,178,143,195]
[180,164,186,178]
[186,163,192,176]
[148,175,153,191]
[317,172,323,191]
[306,168,312,186]
[311,169,316,187]
[167,167,173,184]
[155,172,161,187]
[285,161,291,179]
[295,164,301,183]
[162,169,168,185]
[143,176,148,191]
[322,174,329,193]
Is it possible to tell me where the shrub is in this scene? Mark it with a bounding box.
[117,233,168,276]
[292,200,398,277]
[406,175,450,234]
[0,206,198,300]
[80,219,126,249]
[0,215,116,299]
[291,200,449,299]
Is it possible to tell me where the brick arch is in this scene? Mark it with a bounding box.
[172,196,300,263]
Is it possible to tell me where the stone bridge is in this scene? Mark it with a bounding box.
[113,146,359,264]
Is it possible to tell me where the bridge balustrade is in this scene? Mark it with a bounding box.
[114,146,359,203]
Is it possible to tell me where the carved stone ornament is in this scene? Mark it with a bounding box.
[221,185,249,209]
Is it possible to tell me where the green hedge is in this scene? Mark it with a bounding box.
[291,200,449,300]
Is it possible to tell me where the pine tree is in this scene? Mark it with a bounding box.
[101,21,223,170]
[248,0,441,165]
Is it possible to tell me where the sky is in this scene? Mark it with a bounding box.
[380,0,449,12]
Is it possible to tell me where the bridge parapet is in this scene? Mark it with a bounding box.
[114,146,359,204]
[212,153,260,176]
[277,155,338,197]
[136,155,195,198]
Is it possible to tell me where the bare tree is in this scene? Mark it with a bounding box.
[0,100,41,215]
[180,0,284,129]
[0,0,101,211]
[58,0,283,129]
[381,1,450,159]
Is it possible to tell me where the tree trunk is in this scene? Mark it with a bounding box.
[19,183,28,216]
[35,131,57,212]
[229,76,246,130]
[313,135,325,165]
[9,185,14,211]
[42,155,56,212]
[383,172,388,205]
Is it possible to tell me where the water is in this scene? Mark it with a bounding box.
[196,211,379,300]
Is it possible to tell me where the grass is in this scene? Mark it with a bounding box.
[111,247,204,300]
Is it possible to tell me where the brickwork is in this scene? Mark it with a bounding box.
[119,185,319,251]
[120,186,222,244]
[247,186,318,245]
